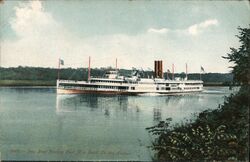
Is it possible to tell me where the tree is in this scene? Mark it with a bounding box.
[223,26,250,85]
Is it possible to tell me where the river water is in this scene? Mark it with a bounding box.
[0,87,237,161]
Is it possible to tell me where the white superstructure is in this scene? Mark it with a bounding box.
[57,70,203,95]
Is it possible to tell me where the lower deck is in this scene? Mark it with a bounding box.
[57,88,203,95]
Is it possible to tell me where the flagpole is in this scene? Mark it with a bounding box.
[172,64,174,80]
[115,58,118,71]
[57,58,60,80]
[200,66,202,81]
[186,63,188,80]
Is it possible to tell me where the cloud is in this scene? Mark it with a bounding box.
[187,19,218,36]
[147,19,219,36]
[1,1,226,72]
[11,0,54,37]
[2,0,170,69]
[2,1,78,67]
[147,28,169,34]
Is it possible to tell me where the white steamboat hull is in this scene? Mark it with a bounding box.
[57,87,202,95]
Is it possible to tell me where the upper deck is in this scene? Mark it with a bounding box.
[57,69,203,87]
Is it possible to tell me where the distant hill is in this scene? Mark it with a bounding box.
[0,66,233,86]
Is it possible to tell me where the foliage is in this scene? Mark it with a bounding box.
[222,26,250,85]
[147,122,238,161]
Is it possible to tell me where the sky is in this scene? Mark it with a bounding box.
[0,0,249,73]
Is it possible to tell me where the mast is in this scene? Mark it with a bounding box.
[57,58,60,80]
[88,56,91,81]
[115,58,118,71]
[172,63,174,80]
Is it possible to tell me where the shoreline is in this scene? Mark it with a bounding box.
[0,80,56,87]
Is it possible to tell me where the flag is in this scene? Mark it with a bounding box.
[59,59,64,65]
[201,66,205,72]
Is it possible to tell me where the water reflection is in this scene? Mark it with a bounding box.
[104,108,110,117]
[153,107,162,121]
[56,94,129,113]
[55,89,230,123]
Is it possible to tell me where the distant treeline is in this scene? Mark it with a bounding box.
[0,66,233,84]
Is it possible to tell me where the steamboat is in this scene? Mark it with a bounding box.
[57,60,203,95]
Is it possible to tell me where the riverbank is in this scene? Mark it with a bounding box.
[0,80,231,87]
[0,80,56,86]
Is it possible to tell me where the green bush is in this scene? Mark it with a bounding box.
[146,86,249,161]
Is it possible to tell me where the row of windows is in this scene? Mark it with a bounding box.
[91,80,124,83]
[156,87,171,90]
[184,87,200,89]
[59,83,97,88]
[171,87,181,90]
[98,85,128,90]
[185,83,202,85]
[90,80,201,86]
[59,83,129,90]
